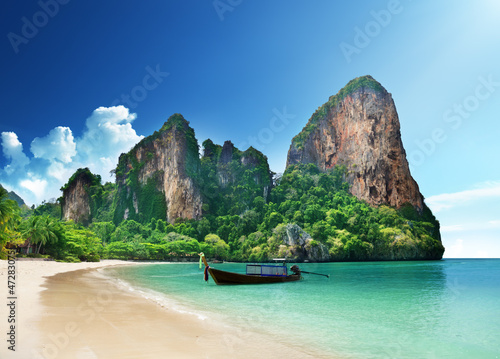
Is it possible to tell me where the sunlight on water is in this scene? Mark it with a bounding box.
[104,259,500,359]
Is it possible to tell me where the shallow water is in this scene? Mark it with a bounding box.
[105,259,500,358]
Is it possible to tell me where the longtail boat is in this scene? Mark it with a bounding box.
[199,253,301,285]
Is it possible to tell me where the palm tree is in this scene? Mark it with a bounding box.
[20,215,41,254]
[0,185,20,246]
[20,215,63,254]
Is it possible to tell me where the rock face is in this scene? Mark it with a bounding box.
[61,168,99,226]
[215,141,272,193]
[276,224,330,262]
[287,76,423,211]
[113,116,274,224]
[114,114,202,224]
[200,139,274,210]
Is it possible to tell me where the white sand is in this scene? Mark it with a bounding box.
[0,259,138,359]
[0,259,334,359]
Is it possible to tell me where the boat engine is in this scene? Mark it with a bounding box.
[290,265,301,275]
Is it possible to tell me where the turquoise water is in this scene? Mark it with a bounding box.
[104,259,500,358]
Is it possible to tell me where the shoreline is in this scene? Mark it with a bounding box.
[0,260,335,358]
[0,259,142,358]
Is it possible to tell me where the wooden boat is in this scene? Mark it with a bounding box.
[199,254,301,285]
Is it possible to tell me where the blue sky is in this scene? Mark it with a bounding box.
[1,0,499,257]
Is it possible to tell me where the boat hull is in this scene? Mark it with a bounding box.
[208,267,301,285]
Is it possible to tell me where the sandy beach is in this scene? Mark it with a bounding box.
[0,259,331,359]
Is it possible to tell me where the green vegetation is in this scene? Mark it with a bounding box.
[1,162,443,263]
[60,167,101,192]
[198,141,273,217]
[20,215,64,254]
[292,75,385,150]
[1,108,443,263]
[59,167,110,225]
[0,185,22,258]
[113,114,198,224]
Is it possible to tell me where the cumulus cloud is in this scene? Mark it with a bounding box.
[20,176,48,204]
[77,106,143,176]
[1,132,30,175]
[0,106,144,206]
[31,126,76,163]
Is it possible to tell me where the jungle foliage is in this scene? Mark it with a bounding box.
[2,163,443,262]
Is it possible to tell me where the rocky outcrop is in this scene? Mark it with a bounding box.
[219,141,234,165]
[201,140,273,201]
[61,168,100,226]
[287,75,423,212]
[275,224,330,262]
[114,114,202,224]
[218,141,235,187]
[113,116,274,224]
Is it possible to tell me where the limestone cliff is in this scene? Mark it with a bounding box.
[200,139,273,215]
[287,76,423,212]
[214,140,272,193]
[60,168,101,226]
[114,114,202,224]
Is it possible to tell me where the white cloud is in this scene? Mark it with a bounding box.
[20,176,48,203]
[1,132,30,175]
[31,126,76,164]
[0,106,144,206]
[440,220,500,234]
[46,161,76,182]
[426,181,500,213]
[77,106,143,177]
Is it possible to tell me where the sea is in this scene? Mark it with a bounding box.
[103,259,500,359]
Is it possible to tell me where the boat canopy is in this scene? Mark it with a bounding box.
[246,264,288,277]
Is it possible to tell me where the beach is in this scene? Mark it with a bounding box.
[0,260,329,359]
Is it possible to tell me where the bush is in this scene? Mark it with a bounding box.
[86,254,100,262]
[62,256,81,263]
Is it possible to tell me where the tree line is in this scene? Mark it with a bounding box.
[0,164,444,262]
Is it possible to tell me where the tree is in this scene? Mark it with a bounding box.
[204,234,230,260]
[20,215,64,254]
[91,222,116,243]
[0,185,21,256]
